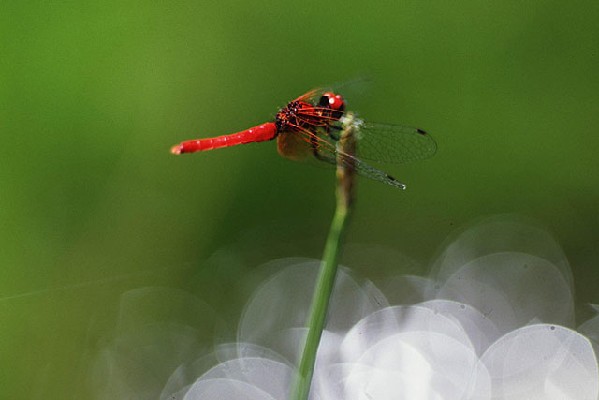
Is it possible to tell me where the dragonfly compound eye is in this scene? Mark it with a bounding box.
[319,92,345,112]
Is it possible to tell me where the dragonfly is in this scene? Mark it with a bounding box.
[170,89,436,189]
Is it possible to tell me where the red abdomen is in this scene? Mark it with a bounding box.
[171,122,278,154]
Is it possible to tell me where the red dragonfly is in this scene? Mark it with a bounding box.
[170,89,436,189]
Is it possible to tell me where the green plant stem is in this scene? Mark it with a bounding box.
[291,114,356,400]
[292,203,350,400]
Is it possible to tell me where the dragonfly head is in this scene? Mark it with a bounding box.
[319,92,345,120]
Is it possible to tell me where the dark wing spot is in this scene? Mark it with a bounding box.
[417,128,427,135]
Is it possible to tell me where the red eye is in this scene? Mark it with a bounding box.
[321,92,345,111]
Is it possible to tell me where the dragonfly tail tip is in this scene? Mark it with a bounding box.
[170,144,183,155]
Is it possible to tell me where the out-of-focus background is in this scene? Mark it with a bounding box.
[2,1,598,398]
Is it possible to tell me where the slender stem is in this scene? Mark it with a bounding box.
[291,114,357,400]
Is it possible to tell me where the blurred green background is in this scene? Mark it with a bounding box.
[2,0,598,398]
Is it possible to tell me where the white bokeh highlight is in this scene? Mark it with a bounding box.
[90,216,599,399]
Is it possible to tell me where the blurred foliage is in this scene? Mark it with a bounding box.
[1,0,598,398]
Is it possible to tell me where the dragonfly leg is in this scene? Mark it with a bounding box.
[310,135,335,162]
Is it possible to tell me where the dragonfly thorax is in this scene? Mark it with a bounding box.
[275,96,346,135]
[275,100,314,132]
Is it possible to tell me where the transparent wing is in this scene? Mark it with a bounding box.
[339,152,407,189]
[355,121,437,164]
[277,124,407,189]
[295,89,437,164]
